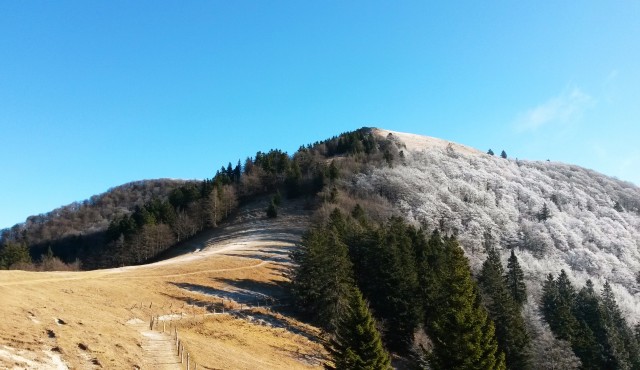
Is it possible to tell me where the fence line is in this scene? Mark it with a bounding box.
[131,298,281,369]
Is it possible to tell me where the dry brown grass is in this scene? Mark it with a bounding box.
[373,128,483,156]
[0,198,326,369]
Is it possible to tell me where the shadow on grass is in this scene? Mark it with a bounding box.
[162,284,322,342]
[272,345,327,367]
[171,282,273,306]
[159,291,224,312]
[221,252,291,264]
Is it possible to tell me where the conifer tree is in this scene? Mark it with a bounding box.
[328,288,392,370]
[285,160,302,197]
[0,241,32,269]
[290,225,355,333]
[505,249,527,308]
[613,200,624,212]
[425,237,506,370]
[351,204,367,225]
[537,203,551,222]
[233,159,242,182]
[479,246,531,370]
[420,230,447,327]
[347,217,421,351]
[541,275,557,315]
[600,281,640,369]
[552,270,579,341]
[571,280,605,370]
[266,199,278,218]
[328,160,339,181]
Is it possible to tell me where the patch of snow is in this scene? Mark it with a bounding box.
[0,345,68,370]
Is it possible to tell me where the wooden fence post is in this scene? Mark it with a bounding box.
[187,352,190,370]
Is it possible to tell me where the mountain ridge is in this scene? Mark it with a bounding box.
[1,127,639,369]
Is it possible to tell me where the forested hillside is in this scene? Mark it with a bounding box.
[343,130,640,317]
[0,130,380,269]
[0,179,189,267]
[315,129,640,369]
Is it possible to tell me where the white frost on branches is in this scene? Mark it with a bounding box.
[347,143,640,322]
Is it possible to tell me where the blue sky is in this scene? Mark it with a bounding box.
[1,1,639,229]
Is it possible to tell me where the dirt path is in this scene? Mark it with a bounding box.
[129,320,181,370]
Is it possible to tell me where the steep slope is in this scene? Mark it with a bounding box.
[0,197,325,369]
[347,129,640,322]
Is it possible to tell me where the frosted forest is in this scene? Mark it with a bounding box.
[346,137,640,324]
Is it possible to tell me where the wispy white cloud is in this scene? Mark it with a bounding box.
[514,88,593,132]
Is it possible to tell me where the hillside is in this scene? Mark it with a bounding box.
[1,127,639,369]
[0,179,193,266]
[0,197,324,369]
[345,129,640,322]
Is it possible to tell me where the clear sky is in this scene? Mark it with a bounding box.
[1,1,639,229]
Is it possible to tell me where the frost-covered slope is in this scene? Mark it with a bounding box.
[350,129,640,322]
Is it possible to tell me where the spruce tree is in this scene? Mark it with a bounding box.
[425,237,506,370]
[351,204,367,225]
[541,274,558,324]
[420,230,447,327]
[285,161,302,197]
[505,249,527,308]
[479,246,531,370]
[348,217,421,352]
[0,241,32,269]
[571,280,605,370]
[290,225,355,333]
[537,203,551,222]
[553,270,578,341]
[600,281,640,369]
[329,288,392,370]
[266,199,278,218]
[501,150,507,159]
